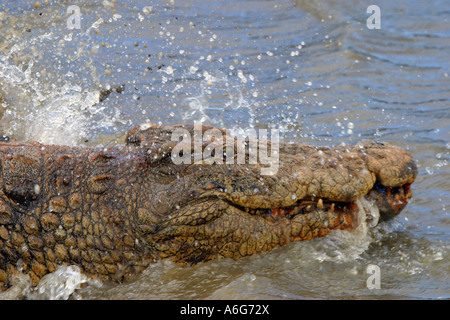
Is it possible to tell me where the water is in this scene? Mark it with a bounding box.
[0,0,448,299]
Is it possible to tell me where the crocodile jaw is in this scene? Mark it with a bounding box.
[148,181,413,264]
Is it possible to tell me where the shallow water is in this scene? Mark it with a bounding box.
[0,0,448,299]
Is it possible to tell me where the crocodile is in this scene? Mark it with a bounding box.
[0,122,417,290]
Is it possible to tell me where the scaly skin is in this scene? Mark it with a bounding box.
[0,123,417,290]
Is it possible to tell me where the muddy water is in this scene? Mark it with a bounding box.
[0,0,448,299]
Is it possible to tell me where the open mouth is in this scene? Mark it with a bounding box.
[240,198,358,220]
[152,181,415,263]
[366,181,412,221]
[164,181,414,243]
[235,181,413,224]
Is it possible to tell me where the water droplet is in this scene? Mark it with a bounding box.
[64,33,73,42]
[189,66,198,74]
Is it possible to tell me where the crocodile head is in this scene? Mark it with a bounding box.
[127,123,417,264]
[0,122,418,289]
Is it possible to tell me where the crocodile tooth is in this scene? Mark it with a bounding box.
[306,205,312,211]
[330,203,335,212]
[317,198,324,209]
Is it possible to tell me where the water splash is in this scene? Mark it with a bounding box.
[297,198,380,264]
[0,273,32,300]
[182,68,257,134]
[29,266,101,300]
[0,55,106,145]
[0,266,101,300]
[0,7,123,146]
